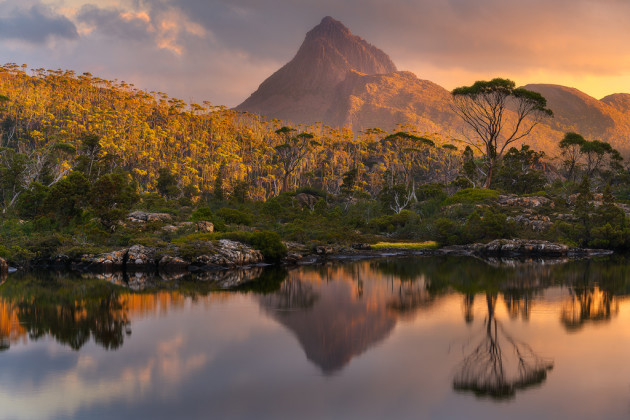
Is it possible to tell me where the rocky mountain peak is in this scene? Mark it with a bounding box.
[235,17,397,122]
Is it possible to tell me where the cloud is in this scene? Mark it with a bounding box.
[75,3,207,55]
[1,0,629,105]
[141,0,630,80]
[76,5,153,41]
[0,2,78,44]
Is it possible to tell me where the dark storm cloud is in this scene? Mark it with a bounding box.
[0,3,78,44]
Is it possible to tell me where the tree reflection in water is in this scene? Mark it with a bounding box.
[561,285,618,331]
[454,294,553,399]
[0,272,131,350]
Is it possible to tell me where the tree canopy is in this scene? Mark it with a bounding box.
[451,78,553,188]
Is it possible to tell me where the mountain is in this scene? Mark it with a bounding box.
[601,93,630,114]
[236,16,397,123]
[237,17,630,155]
[522,85,630,154]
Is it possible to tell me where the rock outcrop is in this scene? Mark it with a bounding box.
[507,215,553,232]
[498,195,554,208]
[77,249,127,270]
[193,240,263,268]
[68,240,263,272]
[196,221,214,232]
[472,239,569,257]
[127,211,172,223]
[126,245,158,269]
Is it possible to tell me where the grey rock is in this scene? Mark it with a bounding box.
[127,211,172,223]
[498,195,554,208]
[126,245,158,268]
[473,239,568,256]
[196,221,214,232]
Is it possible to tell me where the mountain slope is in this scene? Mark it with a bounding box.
[601,93,630,114]
[236,16,397,123]
[523,84,630,154]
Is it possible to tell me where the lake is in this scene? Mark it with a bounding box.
[1,256,630,420]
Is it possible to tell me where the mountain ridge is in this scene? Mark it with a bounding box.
[236,17,630,155]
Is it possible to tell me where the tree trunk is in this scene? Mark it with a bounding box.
[483,162,494,189]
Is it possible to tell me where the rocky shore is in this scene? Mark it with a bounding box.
[34,239,265,273]
[284,239,613,264]
[5,238,614,278]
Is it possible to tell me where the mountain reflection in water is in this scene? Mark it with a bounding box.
[2,256,630,419]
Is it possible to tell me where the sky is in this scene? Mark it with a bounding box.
[1,0,629,107]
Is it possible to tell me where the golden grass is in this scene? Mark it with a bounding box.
[371,241,439,250]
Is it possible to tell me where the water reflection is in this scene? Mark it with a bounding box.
[453,293,553,399]
[0,272,130,350]
[259,266,398,374]
[2,256,630,418]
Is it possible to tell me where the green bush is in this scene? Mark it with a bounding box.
[464,209,513,242]
[434,218,464,245]
[0,245,35,265]
[189,207,226,231]
[368,210,420,233]
[190,207,214,222]
[416,184,447,201]
[444,188,499,205]
[247,231,287,262]
[216,207,253,226]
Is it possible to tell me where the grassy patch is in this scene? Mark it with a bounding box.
[371,241,439,250]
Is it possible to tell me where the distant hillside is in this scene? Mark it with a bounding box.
[237,17,630,155]
[601,93,630,114]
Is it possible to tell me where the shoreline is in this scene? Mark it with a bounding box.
[2,239,614,276]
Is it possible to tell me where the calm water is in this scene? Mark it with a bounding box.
[2,256,630,420]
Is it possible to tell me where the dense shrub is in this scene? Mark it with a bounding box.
[464,209,514,242]
[444,188,499,205]
[434,218,464,245]
[190,207,214,222]
[368,210,421,233]
[216,208,253,226]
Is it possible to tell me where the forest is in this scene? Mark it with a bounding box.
[1,64,630,266]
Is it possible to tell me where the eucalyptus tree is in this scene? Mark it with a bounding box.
[451,78,553,188]
[274,127,319,193]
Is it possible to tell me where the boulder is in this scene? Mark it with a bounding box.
[127,211,172,223]
[79,249,127,269]
[196,221,214,233]
[473,239,569,256]
[498,195,554,208]
[126,245,158,269]
[158,255,189,271]
[352,243,372,250]
[195,240,263,268]
[315,245,333,255]
[507,215,553,232]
